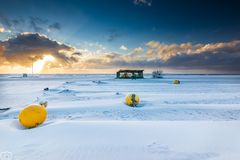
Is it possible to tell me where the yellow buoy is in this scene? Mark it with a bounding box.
[19,103,47,128]
[173,80,180,84]
[125,94,140,107]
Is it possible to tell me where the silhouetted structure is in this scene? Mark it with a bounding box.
[23,73,28,78]
[152,70,163,78]
[116,69,144,79]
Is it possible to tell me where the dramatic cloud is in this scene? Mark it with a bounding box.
[120,45,128,51]
[146,40,240,61]
[164,51,240,71]
[75,40,240,73]
[0,33,79,69]
[145,40,240,72]
[133,0,152,6]
[1,32,240,73]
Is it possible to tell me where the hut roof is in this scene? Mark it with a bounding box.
[117,69,144,73]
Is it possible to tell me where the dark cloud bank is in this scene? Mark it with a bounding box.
[0,33,78,68]
[0,32,240,73]
[84,40,240,73]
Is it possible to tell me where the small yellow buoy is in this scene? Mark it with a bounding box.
[173,80,180,84]
[125,94,140,107]
[19,102,47,128]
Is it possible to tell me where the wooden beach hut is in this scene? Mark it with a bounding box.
[116,69,144,79]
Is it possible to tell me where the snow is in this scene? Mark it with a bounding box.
[0,74,240,160]
[1,120,240,160]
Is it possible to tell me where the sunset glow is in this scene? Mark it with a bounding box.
[0,0,240,74]
[1,1,240,159]
[33,55,55,73]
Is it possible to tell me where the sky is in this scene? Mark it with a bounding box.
[0,0,240,74]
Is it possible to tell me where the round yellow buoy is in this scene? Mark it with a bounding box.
[173,80,180,84]
[125,94,140,107]
[19,103,47,128]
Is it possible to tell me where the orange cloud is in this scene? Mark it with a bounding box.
[1,32,240,73]
[0,32,79,71]
[146,40,240,61]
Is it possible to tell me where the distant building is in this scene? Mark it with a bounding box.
[23,73,28,78]
[116,69,144,79]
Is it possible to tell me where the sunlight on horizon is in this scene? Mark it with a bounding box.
[33,55,55,73]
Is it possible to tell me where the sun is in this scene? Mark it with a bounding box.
[33,55,55,73]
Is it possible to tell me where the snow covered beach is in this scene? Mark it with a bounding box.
[0,74,240,160]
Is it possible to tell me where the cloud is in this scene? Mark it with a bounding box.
[0,32,79,69]
[133,0,152,6]
[29,17,48,32]
[0,16,61,34]
[72,52,82,56]
[48,22,61,30]
[75,40,240,73]
[29,17,61,32]
[132,47,143,54]
[0,16,24,31]
[146,40,240,61]
[1,32,240,73]
[120,45,128,51]
[164,51,240,71]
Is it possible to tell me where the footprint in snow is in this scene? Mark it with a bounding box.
[146,142,218,160]
[146,142,170,154]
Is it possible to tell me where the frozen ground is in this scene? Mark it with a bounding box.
[0,74,240,160]
[1,74,240,121]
